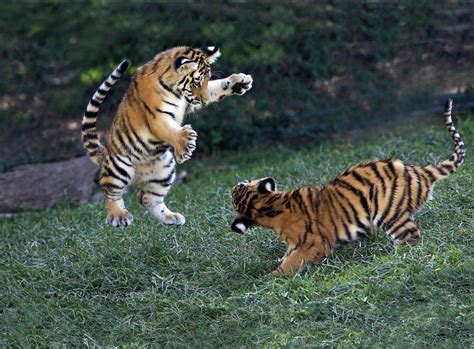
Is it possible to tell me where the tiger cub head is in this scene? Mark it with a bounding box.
[230,177,277,234]
[156,46,221,106]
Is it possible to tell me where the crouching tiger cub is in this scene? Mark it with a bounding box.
[231,100,465,276]
[82,46,252,227]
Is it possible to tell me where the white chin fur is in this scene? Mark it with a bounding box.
[235,223,247,233]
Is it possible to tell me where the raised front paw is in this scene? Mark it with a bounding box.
[174,124,197,164]
[223,73,253,95]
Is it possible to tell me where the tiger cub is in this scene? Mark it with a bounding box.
[82,46,252,227]
[231,100,465,276]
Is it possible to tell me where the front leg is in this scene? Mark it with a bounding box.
[272,249,306,277]
[208,73,253,103]
[271,241,330,277]
[147,115,197,164]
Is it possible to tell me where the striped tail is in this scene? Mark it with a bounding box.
[81,59,129,165]
[424,99,465,181]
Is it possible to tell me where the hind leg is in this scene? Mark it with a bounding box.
[100,155,135,227]
[386,217,421,245]
[136,150,185,226]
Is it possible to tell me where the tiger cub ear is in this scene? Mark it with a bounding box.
[174,56,199,73]
[258,177,277,194]
[231,215,254,234]
[203,46,221,64]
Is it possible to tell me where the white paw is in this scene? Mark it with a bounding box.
[223,73,253,95]
[106,212,133,227]
[148,203,186,226]
[162,212,186,226]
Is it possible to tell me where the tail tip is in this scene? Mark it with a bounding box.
[118,59,129,73]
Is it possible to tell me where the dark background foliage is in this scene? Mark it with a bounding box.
[1,1,473,169]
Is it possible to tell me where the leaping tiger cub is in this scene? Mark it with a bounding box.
[82,46,252,227]
[231,100,465,276]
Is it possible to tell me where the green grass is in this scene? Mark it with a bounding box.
[1,119,473,347]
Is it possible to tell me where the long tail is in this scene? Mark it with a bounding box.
[423,99,465,181]
[81,59,129,165]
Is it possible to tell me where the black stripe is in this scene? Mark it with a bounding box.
[164,100,178,107]
[334,178,370,217]
[142,102,155,117]
[157,108,175,119]
[115,128,139,156]
[350,169,374,187]
[115,156,133,168]
[90,99,101,108]
[330,190,354,241]
[159,79,181,98]
[109,136,124,156]
[378,167,399,227]
[382,165,394,181]
[336,188,367,232]
[103,166,129,185]
[148,170,176,185]
[387,161,397,176]
[98,88,108,95]
[127,122,151,153]
[104,81,113,88]
[367,162,386,195]
[410,166,423,207]
[148,139,165,146]
[390,217,411,235]
[102,182,125,190]
[109,156,131,179]
[84,110,97,118]
[386,165,412,227]
[373,187,379,222]
[325,192,342,241]
[244,193,259,217]
[144,190,164,197]
[436,166,448,176]
[292,189,311,218]
[85,143,98,151]
[385,190,407,231]
[177,75,188,86]
[82,122,96,131]
[441,163,454,172]
[423,168,436,182]
[82,133,98,141]
[405,165,412,211]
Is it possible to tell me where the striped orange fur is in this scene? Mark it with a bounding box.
[231,100,465,276]
[82,46,252,227]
